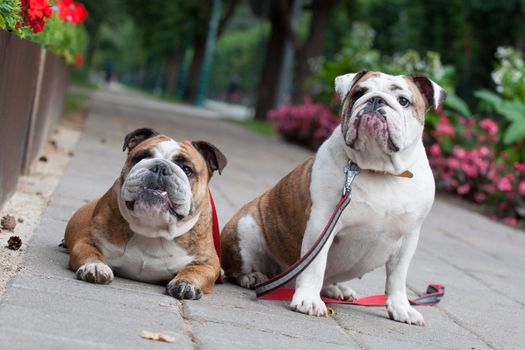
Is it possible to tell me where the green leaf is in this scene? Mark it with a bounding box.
[503,120,525,144]
[0,15,6,30]
[494,100,525,122]
[444,93,472,117]
[474,89,503,107]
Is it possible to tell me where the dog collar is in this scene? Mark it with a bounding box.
[368,169,414,178]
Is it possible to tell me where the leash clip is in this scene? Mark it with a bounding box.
[343,161,360,196]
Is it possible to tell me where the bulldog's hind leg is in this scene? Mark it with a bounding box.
[69,239,114,284]
[321,282,357,301]
[221,213,277,289]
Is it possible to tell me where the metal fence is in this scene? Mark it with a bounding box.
[0,30,70,208]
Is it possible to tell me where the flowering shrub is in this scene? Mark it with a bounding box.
[57,0,87,24]
[0,0,24,31]
[17,0,52,33]
[426,110,525,225]
[268,98,340,150]
[0,0,88,66]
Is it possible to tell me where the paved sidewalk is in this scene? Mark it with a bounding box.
[1,88,524,349]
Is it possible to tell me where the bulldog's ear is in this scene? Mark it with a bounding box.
[122,128,159,152]
[192,141,227,175]
[335,69,369,101]
[410,75,447,110]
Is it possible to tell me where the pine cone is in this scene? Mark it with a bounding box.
[7,236,22,250]
[1,215,16,232]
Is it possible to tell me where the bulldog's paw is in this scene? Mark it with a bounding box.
[236,272,268,289]
[290,291,327,317]
[166,279,203,300]
[76,262,114,284]
[321,283,357,301]
[386,295,425,326]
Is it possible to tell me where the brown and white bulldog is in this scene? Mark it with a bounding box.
[64,128,227,299]
[221,70,446,324]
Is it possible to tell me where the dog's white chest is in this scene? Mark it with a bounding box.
[325,181,430,282]
[101,235,194,283]
[309,136,435,283]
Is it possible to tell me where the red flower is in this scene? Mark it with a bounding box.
[74,53,83,68]
[17,0,52,34]
[57,0,88,24]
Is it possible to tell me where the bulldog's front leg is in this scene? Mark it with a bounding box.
[166,263,219,300]
[69,239,114,284]
[290,217,337,317]
[385,228,425,326]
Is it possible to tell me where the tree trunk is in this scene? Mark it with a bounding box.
[184,35,207,102]
[167,49,183,96]
[254,1,289,120]
[292,0,338,103]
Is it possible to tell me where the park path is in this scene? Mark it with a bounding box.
[0,87,524,349]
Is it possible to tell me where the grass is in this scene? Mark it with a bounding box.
[64,92,89,114]
[70,70,99,90]
[229,118,276,137]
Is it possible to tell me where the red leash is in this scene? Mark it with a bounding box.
[209,190,222,283]
[258,284,445,307]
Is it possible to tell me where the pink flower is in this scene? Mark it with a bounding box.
[434,123,455,137]
[430,144,441,156]
[474,192,486,203]
[503,216,518,226]
[447,158,460,169]
[457,183,471,195]
[497,177,513,192]
[452,146,467,159]
[480,118,499,137]
[479,146,490,157]
[514,163,525,172]
[462,164,478,177]
[519,181,525,195]
[484,184,497,194]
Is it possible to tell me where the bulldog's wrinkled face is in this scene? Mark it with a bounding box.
[335,71,446,173]
[117,128,227,240]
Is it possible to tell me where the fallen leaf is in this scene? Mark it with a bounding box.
[140,330,176,343]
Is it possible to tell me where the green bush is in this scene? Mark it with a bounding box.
[475,47,525,149]
[0,0,88,66]
[310,22,471,118]
[0,0,21,32]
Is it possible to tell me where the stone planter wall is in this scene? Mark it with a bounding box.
[0,30,70,208]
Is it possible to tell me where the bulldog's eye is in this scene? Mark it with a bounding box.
[131,151,152,164]
[181,165,194,177]
[398,96,411,107]
[351,91,364,102]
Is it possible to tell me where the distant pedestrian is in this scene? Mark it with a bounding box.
[226,73,240,103]
[104,60,115,84]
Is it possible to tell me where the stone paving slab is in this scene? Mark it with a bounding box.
[1,88,524,349]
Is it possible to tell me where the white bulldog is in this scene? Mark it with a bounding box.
[221,70,446,325]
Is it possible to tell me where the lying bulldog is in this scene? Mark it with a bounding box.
[64,128,227,299]
[221,70,446,325]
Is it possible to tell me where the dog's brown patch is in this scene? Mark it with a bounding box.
[221,157,315,278]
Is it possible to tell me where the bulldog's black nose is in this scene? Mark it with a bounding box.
[367,96,385,110]
[150,162,172,176]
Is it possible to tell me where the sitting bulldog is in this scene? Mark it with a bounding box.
[221,70,446,325]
